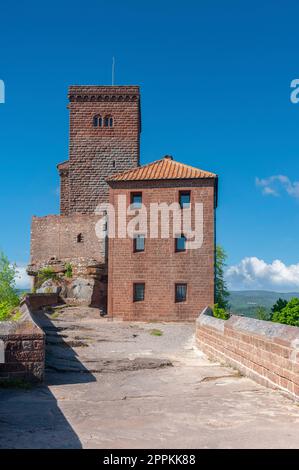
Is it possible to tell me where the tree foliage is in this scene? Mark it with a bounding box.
[215,245,230,310]
[213,303,230,320]
[0,252,19,320]
[271,298,288,314]
[272,297,299,327]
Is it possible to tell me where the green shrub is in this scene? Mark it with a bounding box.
[36,267,57,288]
[272,297,299,327]
[65,262,73,278]
[212,304,230,320]
[0,252,20,321]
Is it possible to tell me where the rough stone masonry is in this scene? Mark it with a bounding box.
[28,84,217,320]
[28,86,142,308]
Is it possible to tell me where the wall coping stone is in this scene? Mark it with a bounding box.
[197,308,299,348]
[0,300,44,339]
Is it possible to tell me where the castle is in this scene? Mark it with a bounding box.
[28,85,218,321]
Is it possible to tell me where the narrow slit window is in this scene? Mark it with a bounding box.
[77,233,83,243]
[104,115,113,127]
[175,234,186,252]
[131,192,142,209]
[134,235,145,252]
[179,191,191,208]
[133,283,145,302]
[175,284,187,302]
[93,115,103,127]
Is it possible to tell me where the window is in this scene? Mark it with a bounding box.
[130,192,142,209]
[133,283,145,302]
[93,115,103,127]
[179,191,191,208]
[175,234,186,252]
[134,235,145,252]
[77,233,83,243]
[175,284,187,302]
[104,115,113,128]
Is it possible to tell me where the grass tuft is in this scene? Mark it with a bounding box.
[149,329,163,337]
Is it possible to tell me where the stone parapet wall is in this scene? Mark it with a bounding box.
[0,299,45,383]
[196,307,299,400]
[24,293,60,311]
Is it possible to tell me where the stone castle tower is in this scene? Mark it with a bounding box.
[58,86,141,215]
[29,86,142,307]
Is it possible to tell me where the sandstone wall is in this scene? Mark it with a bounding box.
[67,86,141,214]
[108,179,216,322]
[0,299,45,383]
[196,308,299,400]
[30,214,106,265]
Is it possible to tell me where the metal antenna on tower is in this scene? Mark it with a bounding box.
[112,56,115,85]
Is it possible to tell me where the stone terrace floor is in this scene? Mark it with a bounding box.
[0,306,299,449]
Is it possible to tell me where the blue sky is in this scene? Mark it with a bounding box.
[1,0,299,290]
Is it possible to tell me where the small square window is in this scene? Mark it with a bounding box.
[134,235,145,252]
[175,284,187,302]
[133,283,145,302]
[175,234,186,252]
[131,192,142,209]
[179,191,191,208]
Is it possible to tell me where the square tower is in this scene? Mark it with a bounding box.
[58,86,141,215]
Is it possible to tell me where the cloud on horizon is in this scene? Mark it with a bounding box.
[256,175,299,199]
[226,257,299,292]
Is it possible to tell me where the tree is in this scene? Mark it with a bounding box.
[272,297,299,327]
[215,245,230,310]
[271,298,288,314]
[0,251,19,320]
[256,306,271,321]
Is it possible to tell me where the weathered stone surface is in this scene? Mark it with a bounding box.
[0,300,45,383]
[1,307,299,449]
[66,277,94,304]
[196,309,299,400]
[36,280,61,294]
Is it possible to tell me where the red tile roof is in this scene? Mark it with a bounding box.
[107,156,217,182]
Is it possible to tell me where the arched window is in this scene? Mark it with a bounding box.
[104,115,113,128]
[77,233,83,243]
[93,115,103,128]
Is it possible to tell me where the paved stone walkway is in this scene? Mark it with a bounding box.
[0,306,299,448]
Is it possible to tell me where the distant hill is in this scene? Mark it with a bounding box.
[229,290,299,318]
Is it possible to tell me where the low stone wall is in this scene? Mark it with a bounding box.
[196,307,299,400]
[0,300,45,383]
[24,293,60,311]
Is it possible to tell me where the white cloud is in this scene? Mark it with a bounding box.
[14,265,32,290]
[256,175,299,199]
[226,257,299,292]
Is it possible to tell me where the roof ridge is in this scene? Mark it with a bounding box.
[107,157,217,182]
[107,157,166,180]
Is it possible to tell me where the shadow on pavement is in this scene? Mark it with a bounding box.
[0,310,97,448]
[33,310,97,386]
